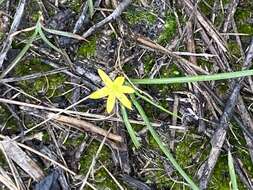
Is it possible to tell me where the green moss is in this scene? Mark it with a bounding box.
[64,134,85,147]
[198,0,235,26]
[67,0,82,12]
[143,158,176,189]
[124,8,156,26]
[42,132,50,142]
[198,0,214,16]
[235,9,251,21]
[94,168,120,189]
[31,11,40,22]
[235,4,253,35]
[198,59,213,70]
[0,32,4,41]
[15,58,66,97]
[61,134,124,189]
[79,141,111,173]
[79,141,121,189]
[216,81,229,96]
[0,105,8,121]
[229,124,253,174]
[209,156,230,189]
[157,13,177,44]
[158,64,185,94]
[143,54,155,73]
[0,105,21,132]
[228,42,241,57]
[237,24,253,35]
[175,134,202,170]
[78,37,97,58]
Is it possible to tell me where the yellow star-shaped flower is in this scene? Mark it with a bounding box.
[89,69,135,113]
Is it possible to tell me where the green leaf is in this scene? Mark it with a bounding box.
[42,26,86,41]
[121,105,141,148]
[87,0,94,18]
[131,69,253,84]
[135,90,181,119]
[131,94,199,190]
[228,151,238,190]
[37,24,64,54]
[0,29,38,79]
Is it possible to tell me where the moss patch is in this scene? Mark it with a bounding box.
[79,140,121,189]
[124,8,156,26]
[157,13,177,45]
[235,2,253,35]
[15,58,66,97]
[78,37,97,58]
[67,0,83,12]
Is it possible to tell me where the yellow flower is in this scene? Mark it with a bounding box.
[89,69,135,113]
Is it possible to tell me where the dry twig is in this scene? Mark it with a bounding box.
[198,38,253,189]
[0,0,26,68]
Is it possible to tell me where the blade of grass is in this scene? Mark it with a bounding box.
[228,151,238,190]
[41,26,87,41]
[87,0,94,18]
[0,29,38,79]
[135,91,181,119]
[121,105,141,148]
[131,69,253,84]
[37,24,64,54]
[131,94,199,190]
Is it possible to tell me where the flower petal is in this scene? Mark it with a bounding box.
[120,86,135,94]
[117,94,132,110]
[113,76,125,86]
[98,69,112,86]
[89,87,109,99]
[106,95,116,113]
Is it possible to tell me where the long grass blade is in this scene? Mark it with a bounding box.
[130,94,199,190]
[131,69,253,84]
[0,29,38,79]
[228,151,238,190]
[87,0,94,18]
[121,105,141,148]
[42,26,86,41]
[37,25,63,54]
[135,91,181,119]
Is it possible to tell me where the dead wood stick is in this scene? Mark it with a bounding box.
[0,67,66,83]
[0,138,45,182]
[0,0,26,68]
[0,134,76,176]
[46,112,123,143]
[185,20,206,133]
[0,97,172,129]
[73,0,102,34]
[184,0,227,53]
[222,0,239,34]
[0,166,18,190]
[186,21,197,64]
[198,38,253,189]
[234,156,253,190]
[82,0,131,38]
[135,35,209,74]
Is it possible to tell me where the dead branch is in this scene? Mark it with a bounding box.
[46,112,123,143]
[82,0,131,38]
[0,0,26,68]
[184,0,227,53]
[198,38,253,189]
[0,138,44,182]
